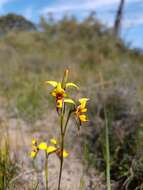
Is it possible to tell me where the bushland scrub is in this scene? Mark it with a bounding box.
[0,13,143,189]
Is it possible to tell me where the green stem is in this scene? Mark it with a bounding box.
[57,107,71,190]
[45,152,48,190]
[104,107,111,190]
[57,113,64,190]
[58,133,64,190]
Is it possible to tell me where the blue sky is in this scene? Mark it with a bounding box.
[0,0,143,49]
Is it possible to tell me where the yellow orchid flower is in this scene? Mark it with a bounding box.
[45,70,78,109]
[30,139,48,158]
[30,138,69,159]
[75,98,89,123]
[30,139,39,158]
[46,81,67,109]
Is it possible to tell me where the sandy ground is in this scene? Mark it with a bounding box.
[0,98,105,190]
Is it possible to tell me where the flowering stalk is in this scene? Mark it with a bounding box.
[57,98,71,189]
[44,69,89,190]
[57,110,64,190]
[45,151,49,190]
[104,107,111,190]
[97,72,111,190]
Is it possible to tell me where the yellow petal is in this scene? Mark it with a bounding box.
[56,83,62,92]
[32,145,37,150]
[81,108,87,113]
[32,139,37,145]
[66,83,79,89]
[45,81,58,87]
[57,99,63,108]
[64,69,69,82]
[64,98,75,105]
[50,138,57,145]
[51,91,56,97]
[30,151,37,158]
[79,115,88,122]
[47,146,57,154]
[38,142,47,150]
[79,98,89,104]
[79,98,89,108]
[63,150,69,158]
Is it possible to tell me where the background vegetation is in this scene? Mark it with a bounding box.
[0,13,143,189]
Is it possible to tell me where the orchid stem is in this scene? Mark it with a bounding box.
[58,133,64,190]
[58,113,64,190]
[45,152,48,190]
[104,107,111,190]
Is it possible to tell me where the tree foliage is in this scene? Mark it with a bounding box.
[0,13,36,34]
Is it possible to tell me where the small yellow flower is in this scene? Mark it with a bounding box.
[75,98,89,123]
[30,139,39,158]
[46,82,67,109]
[38,142,47,150]
[46,82,67,99]
[45,70,78,109]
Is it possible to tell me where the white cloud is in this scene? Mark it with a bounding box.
[22,7,33,20]
[39,0,143,30]
[123,14,143,29]
[40,0,119,14]
[40,0,143,14]
[98,10,143,29]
